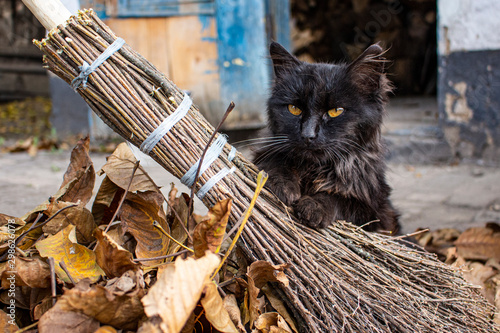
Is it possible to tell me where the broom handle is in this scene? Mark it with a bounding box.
[22,0,72,31]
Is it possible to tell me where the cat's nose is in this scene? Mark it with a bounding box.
[301,131,317,145]
[301,117,319,145]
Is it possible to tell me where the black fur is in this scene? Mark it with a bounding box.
[253,42,400,234]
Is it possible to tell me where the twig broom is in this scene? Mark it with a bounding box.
[22,0,497,331]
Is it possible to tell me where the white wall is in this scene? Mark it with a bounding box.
[438,0,500,55]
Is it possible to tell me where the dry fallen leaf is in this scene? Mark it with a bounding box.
[92,176,124,226]
[193,199,232,258]
[17,204,50,251]
[105,270,145,296]
[138,321,163,333]
[247,275,261,329]
[223,294,246,333]
[261,285,298,333]
[142,252,220,333]
[100,143,159,192]
[120,191,170,266]
[247,261,290,289]
[58,136,95,205]
[0,256,50,289]
[200,280,238,333]
[253,312,293,333]
[0,283,50,314]
[167,192,190,257]
[43,201,96,245]
[0,213,25,255]
[58,277,145,330]
[0,308,18,332]
[35,225,104,283]
[0,213,25,230]
[94,228,140,278]
[492,275,500,326]
[38,301,100,333]
[33,295,54,320]
[94,326,118,333]
[460,261,498,304]
[455,225,500,261]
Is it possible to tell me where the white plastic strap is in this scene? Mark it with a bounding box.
[181,134,228,187]
[140,93,192,154]
[71,37,126,90]
[228,146,237,161]
[196,166,236,199]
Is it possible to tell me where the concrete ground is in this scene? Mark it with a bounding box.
[1,147,499,235]
[0,97,499,234]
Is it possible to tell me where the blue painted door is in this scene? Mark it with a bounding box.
[82,0,290,128]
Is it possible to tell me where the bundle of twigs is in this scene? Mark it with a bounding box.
[25,1,496,332]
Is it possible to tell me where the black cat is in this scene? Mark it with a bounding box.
[253,42,400,234]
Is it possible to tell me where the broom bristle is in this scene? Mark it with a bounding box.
[36,9,497,332]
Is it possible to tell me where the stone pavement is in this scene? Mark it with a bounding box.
[0,148,499,235]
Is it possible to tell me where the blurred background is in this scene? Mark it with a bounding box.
[0,0,498,165]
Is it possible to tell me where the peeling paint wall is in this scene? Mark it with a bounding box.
[438,0,500,55]
[438,0,500,164]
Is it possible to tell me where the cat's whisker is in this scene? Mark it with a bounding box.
[343,138,370,153]
[231,136,287,146]
[253,143,291,164]
[234,138,288,149]
[255,141,288,151]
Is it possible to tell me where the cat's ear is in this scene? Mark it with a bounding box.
[270,42,300,78]
[347,43,392,96]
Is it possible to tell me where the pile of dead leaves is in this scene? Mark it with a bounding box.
[415,223,500,324]
[0,137,297,333]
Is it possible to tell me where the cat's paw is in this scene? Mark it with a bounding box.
[292,196,332,229]
[265,178,300,206]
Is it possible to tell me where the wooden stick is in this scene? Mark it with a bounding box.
[22,0,72,30]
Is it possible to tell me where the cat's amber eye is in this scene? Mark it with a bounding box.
[328,107,344,118]
[288,104,302,116]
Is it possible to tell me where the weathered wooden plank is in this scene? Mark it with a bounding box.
[104,16,220,122]
[166,16,220,123]
[104,17,172,77]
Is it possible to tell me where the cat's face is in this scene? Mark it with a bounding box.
[266,42,391,163]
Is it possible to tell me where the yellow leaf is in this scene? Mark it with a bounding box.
[142,252,220,333]
[36,225,104,283]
